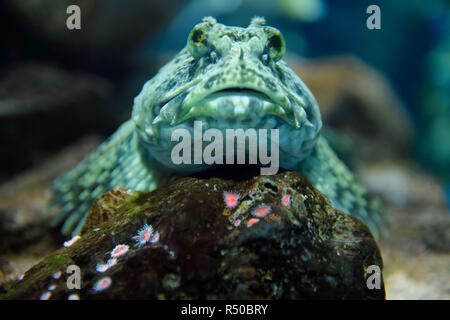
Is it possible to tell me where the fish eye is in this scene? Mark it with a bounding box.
[191,28,205,43]
[265,28,285,62]
[269,34,282,49]
[188,25,209,59]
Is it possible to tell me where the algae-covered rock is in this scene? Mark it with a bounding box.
[1,172,385,299]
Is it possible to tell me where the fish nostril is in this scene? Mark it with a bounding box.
[210,51,218,63]
[239,48,244,61]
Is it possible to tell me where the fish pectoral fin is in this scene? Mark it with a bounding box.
[50,120,142,236]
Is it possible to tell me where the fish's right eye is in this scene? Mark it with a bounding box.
[264,27,285,62]
[191,29,205,43]
[188,25,209,59]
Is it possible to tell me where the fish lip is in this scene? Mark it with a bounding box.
[164,84,305,129]
[208,88,275,103]
[194,86,285,108]
[176,85,293,118]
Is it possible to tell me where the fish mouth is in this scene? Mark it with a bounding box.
[212,87,275,102]
[152,83,315,130]
[170,85,299,127]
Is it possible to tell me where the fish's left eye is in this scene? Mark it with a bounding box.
[191,29,205,43]
[188,24,209,59]
[265,28,285,62]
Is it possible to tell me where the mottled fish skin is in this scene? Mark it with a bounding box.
[50,17,384,237]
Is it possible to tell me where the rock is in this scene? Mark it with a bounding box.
[358,160,446,208]
[364,158,450,299]
[379,205,450,300]
[1,172,385,299]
